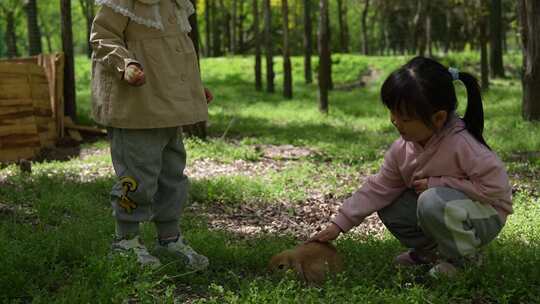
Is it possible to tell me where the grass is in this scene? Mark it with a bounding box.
[1,51,539,303]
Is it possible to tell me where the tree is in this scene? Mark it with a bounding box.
[231,0,237,53]
[204,0,211,56]
[444,5,452,53]
[0,1,22,58]
[425,1,432,57]
[519,0,540,120]
[237,0,245,51]
[263,0,274,93]
[318,0,331,113]
[360,0,369,55]
[61,0,77,121]
[79,0,95,58]
[336,0,349,52]
[24,0,42,56]
[282,0,292,98]
[489,0,505,77]
[479,0,489,90]
[303,0,313,84]
[253,0,262,90]
[465,0,490,90]
[38,1,59,53]
[211,0,222,56]
[0,28,4,57]
[219,0,231,53]
[413,0,427,56]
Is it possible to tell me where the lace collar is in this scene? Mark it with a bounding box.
[95,0,194,32]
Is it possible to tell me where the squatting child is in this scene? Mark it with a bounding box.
[310,56,512,277]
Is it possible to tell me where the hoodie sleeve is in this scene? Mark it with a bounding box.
[90,5,140,79]
[428,138,512,214]
[332,142,408,232]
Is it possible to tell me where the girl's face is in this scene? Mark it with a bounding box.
[390,112,435,146]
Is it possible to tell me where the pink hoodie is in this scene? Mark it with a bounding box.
[332,114,513,233]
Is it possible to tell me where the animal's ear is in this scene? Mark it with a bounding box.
[268,254,280,271]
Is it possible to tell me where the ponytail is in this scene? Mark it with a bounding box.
[458,72,491,149]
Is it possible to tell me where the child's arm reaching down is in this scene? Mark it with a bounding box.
[310,143,407,241]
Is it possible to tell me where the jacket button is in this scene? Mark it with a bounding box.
[169,16,176,24]
[180,74,186,82]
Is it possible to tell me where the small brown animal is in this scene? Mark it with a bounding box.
[268,241,344,284]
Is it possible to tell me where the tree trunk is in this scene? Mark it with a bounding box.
[264,0,274,93]
[45,35,53,53]
[425,8,432,57]
[253,0,262,91]
[361,0,369,55]
[205,0,211,56]
[219,0,231,53]
[490,0,505,77]
[480,14,490,91]
[238,0,244,51]
[24,0,42,56]
[337,0,349,53]
[61,0,77,122]
[424,1,433,57]
[444,10,451,54]
[5,11,18,58]
[231,0,237,53]
[282,0,293,99]
[519,0,540,120]
[38,13,53,53]
[414,0,426,56]
[327,1,333,90]
[79,0,95,58]
[382,17,389,55]
[211,0,221,56]
[318,0,330,114]
[0,29,4,57]
[303,0,313,84]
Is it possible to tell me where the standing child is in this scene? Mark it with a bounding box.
[310,56,512,277]
[90,0,213,269]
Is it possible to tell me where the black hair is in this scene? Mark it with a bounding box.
[380,56,490,149]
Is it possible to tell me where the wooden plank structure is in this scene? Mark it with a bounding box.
[0,54,65,162]
[1,54,65,138]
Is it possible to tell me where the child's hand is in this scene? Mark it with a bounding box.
[204,87,213,104]
[412,178,428,194]
[307,223,342,243]
[124,64,145,86]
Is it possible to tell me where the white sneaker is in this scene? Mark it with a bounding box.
[112,236,161,269]
[428,253,483,279]
[428,261,458,279]
[155,236,209,271]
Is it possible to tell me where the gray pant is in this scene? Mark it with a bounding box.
[108,127,188,239]
[378,187,503,260]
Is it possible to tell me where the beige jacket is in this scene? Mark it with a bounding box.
[90,0,208,128]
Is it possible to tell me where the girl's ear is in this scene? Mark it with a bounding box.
[431,110,448,130]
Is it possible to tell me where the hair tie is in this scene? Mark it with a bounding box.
[448,67,459,81]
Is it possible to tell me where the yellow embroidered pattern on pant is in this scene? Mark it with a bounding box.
[119,176,138,213]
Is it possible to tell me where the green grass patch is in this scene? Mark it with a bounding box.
[1,53,539,302]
